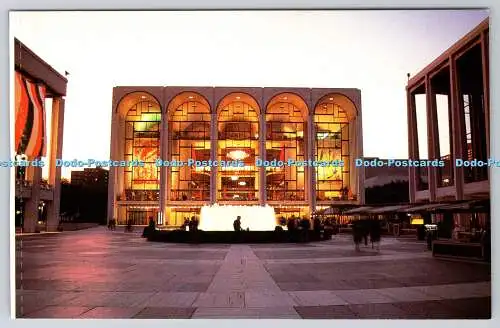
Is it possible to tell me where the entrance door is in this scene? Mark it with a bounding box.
[127,209,157,225]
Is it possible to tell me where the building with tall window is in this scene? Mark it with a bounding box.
[14,38,67,233]
[407,18,489,229]
[108,87,363,227]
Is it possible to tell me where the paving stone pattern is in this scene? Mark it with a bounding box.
[16,228,491,319]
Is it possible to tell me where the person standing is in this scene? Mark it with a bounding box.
[369,219,381,251]
[233,216,242,231]
[352,220,362,251]
[125,218,133,232]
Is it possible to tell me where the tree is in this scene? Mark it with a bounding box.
[365,181,409,205]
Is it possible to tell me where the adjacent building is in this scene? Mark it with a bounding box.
[14,38,67,233]
[406,18,489,229]
[108,87,364,226]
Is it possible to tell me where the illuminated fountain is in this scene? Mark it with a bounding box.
[199,204,277,231]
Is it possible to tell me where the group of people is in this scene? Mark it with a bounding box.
[351,218,382,251]
[285,216,311,231]
[107,219,117,231]
[107,218,133,232]
[180,216,199,231]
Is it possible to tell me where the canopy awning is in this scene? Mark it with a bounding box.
[435,199,490,213]
[403,203,450,213]
[403,199,490,213]
[343,206,375,215]
[323,207,354,215]
[338,199,489,216]
[367,204,412,214]
[323,207,336,215]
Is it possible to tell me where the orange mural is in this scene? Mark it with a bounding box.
[132,140,159,181]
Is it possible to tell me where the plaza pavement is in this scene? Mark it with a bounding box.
[15,227,491,319]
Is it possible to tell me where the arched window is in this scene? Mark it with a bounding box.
[217,94,260,201]
[265,94,307,202]
[168,95,211,203]
[314,101,350,201]
[124,100,161,203]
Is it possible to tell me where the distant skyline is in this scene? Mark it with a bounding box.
[10,10,489,179]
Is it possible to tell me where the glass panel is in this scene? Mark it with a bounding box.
[169,100,211,201]
[456,44,487,183]
[218,100,259,201]
[413,86,429,191]
[431,67,454,188]
[265,101,306,201]
[314,103,350,201]
[124,100,161,201]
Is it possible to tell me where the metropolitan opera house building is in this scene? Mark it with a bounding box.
[108,87,364,227]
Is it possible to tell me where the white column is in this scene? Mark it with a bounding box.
[46,97,65,231]
[480,33,490,159]
[407,89,417,203]
[23,166,42,233]
[449,56,467,230]
[210,111,217,204]
[450,57,464,200]
[308,113,316,212]
[259,112,266,205]
[159,111,167,225]
[425,76,437,201]
[116,118,125,200]
[356,117,365,204]
[107,112,118,223]
[348,118,356,199]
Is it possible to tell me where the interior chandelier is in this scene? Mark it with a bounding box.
[227,150,249,161]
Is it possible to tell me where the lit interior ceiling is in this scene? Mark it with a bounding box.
[266,92,308,118]
[217,92,260,115]
[315,94,358,121]
[168,92,211,119]
[117,91,161,117]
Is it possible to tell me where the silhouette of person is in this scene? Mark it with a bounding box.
[233,216,242,231]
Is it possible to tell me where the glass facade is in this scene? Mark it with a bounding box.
[431,67,454,188]
[112,89,361,227]
[122,100,161,225]
[314,103,350,201]
[124,101,161,198]
[411,85,429,191]
[169,100,211,201]
[406,18,489,213]
[457,44,488,183]
[266,100,306,201]
[217,100,259,202]
[168,207,200,227]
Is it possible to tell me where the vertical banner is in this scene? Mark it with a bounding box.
[15,72,30,156]
[15,71,47,158]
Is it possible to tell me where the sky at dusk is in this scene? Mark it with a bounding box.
[10,10,489,179]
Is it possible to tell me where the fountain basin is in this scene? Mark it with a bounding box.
[199,204,277,231]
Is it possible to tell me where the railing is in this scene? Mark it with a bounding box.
[316,194,356,201]
[15,179,32,188]
[266,190,305,201]
[218,190,258,201]
[122,190,160,201]
[170,190,210,201]
[39,181,53,190]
